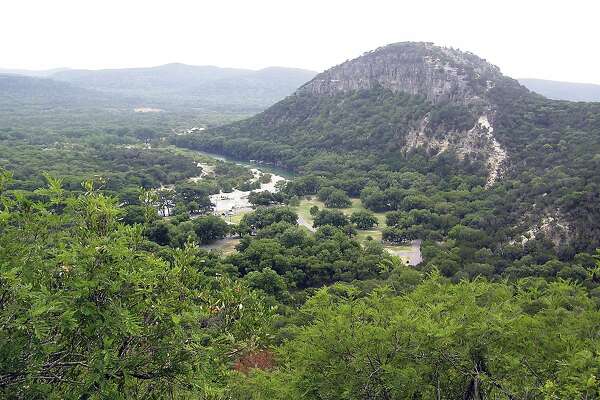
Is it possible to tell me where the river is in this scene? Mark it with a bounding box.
[189,149,295,179]
[187,150,291,220]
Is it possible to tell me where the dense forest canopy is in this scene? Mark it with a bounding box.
[2,174,599,398]
[2,41,600,399]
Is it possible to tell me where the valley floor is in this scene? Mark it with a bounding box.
[291,197,422,265]
[159,147,422,264]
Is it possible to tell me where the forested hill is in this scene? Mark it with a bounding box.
[175,42,600,253]
[190,42,537,176]
[0,74,123,108]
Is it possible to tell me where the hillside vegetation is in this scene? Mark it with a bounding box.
[2,42,600,399]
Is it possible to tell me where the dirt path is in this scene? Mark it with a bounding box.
[385,240,422,266]
[199,237,241,254]
[297,216,316,232]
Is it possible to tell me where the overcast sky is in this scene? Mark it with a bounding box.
[2,0,599,84]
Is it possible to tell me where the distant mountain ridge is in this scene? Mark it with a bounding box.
[50,64,317,111]
[519,78,600,102]
[0,64,317,112]
[0,74,123,108]
[51,64,251,91]
[0,67,70,77]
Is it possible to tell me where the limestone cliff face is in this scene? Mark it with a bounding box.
[299,42,521,186]
[299,42,519,106]
[405,114,507,187]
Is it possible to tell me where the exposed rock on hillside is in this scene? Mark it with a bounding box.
[515,211,572,247]
[405,113,507,186]
[299,42,520,106]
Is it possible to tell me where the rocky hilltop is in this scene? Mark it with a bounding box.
[294,43,535,186]
[299,42,524,106]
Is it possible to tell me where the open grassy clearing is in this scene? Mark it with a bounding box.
[355,229,382,242]
[293,197,387,224]
[292,197,386,230]
[290,197,419,264]
[217,238,241,255]
[228,210,251,224]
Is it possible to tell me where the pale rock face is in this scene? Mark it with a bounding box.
[513,211,572,246]
[405,114,507,187]
[299,42,507,106]
[477,116,507,187]
[404,117,449,154]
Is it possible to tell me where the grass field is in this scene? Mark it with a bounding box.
[218,238,241,255]
[200,237,240,255]
[355,229,382,242]
[291,197,415,263]
[228,211,251,224]
[293,197,384,223]
[207,197,416,262]
[293,197,386,225]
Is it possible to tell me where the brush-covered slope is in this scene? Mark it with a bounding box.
[185,42,534,184]
[177,42,600,251]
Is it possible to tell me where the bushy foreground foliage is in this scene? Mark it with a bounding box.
[2,170,600,399]
[232,274,600,399]
[0,172,273,399]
